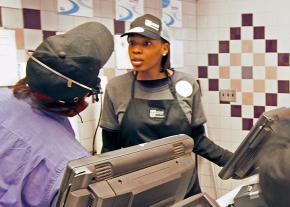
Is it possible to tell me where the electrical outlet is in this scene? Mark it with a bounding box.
[219,89,236,102]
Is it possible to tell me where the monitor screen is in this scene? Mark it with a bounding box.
[218,107,290,180]
[56,134,196,207]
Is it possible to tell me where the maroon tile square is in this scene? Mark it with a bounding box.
[266,93,277,106]
[242,118,253,130]
[278,80,290,93]
[278,53,290,66]
[254,26,265,39]
[242,13,253,26]
[114,19,125,34]
[254,106,265,118]
[219,41,229,53]
[266,40,277,52]
[242,66,253,79]
[43,30,56,40]
[208,54,218,66]
[231,105,242,117]
[23,8,41,29]
[198,66,208,78]
[230,27,241,40]
[208,79,219,91]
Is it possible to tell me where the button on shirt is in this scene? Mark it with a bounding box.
[0,88,89,206]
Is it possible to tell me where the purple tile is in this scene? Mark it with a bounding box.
[278,80,290,93]
[278,53,290,66]
[198,66,208,78]
[254,27,265,39]
[266,93,277,106]
[231,105,242,117]
[114,19,125,34]
[242,13,253,26]
[23,8,41,29]
[208,79,219,91]
[43,30,56,40]
[266,40,277,52]
[219,41,229,53]
[242,66,253,79]
[230,27,241,40]
[208,54,218,66]
[254,106,265,118]
[242,118,253,130]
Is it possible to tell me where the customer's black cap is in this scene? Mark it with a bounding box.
[121,14,170,42]
[26,22,114,102]
[259,135,290,207]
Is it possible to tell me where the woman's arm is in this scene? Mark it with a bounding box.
[191,125,233,166]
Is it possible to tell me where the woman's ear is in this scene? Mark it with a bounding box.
[161,42,169,56]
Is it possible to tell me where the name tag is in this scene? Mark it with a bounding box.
[149,109,165,119]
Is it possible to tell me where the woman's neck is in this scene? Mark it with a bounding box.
[134,69,173,80]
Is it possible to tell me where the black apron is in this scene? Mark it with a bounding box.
[119,73,201,196]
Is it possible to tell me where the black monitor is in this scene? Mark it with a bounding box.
[219,107,290,180]
[56,134,196,207]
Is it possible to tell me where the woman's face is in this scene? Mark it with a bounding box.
[128,35,169,76]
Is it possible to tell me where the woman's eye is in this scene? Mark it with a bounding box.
[143,41,152,46]
[128,41,135,46]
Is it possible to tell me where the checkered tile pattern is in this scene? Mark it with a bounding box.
[198,13,290,130]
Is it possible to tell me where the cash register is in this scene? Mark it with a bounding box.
[218,107,290,207]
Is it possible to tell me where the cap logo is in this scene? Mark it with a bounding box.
[129,27,145,33]
[145,19,160,31]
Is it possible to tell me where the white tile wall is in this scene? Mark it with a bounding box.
[219,79,230,89]
[252,40,265,53]
[230,41,242,53]
[241,54,253,66]
[278,94,290,107]
[252,66,265,79]
[253,92,265,105]
[41,11,58,31]
[265,53,277,66]
[241,27,253,40]
[207,66,219,79]
[265,80,278,93]
[1,7,23,28]
[23,29,42,50]
[241,105,253,118]
[230,66,242,79]
[57,14,74,31]
[219,54,230,66]
[241,79,253,92]
[207,40,219,53]
[277,67,290,80]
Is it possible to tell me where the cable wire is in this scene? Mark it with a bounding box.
[92,93,103,155]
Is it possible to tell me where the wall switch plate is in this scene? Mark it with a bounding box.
[219,89,236,102]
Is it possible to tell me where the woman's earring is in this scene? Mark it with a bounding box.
[163,53,167,56]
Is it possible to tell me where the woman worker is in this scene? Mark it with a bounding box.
[0,22,113,206]
[100,14,233,197]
